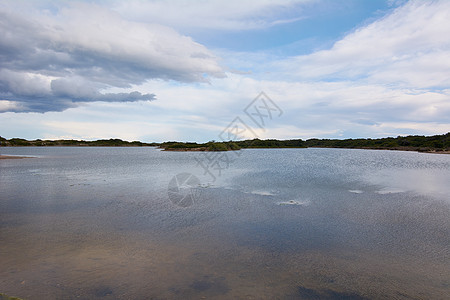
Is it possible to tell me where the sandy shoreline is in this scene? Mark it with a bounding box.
[0,155,32,159]
[424,150,450,154]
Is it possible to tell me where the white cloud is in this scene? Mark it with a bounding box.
[1,71,448,141]
[0,69,53,97]
[278,1,450,89]
[377,122,450,137]
[1,0,449,141]
[0,100,22,112]
[0,1,224,112]
[258,125,340,140]
[38,2,224,81]
[112,0,313,31]
[41,120,174,142]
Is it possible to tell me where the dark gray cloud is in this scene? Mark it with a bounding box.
[0,69,155,112]
[0,2,224,112]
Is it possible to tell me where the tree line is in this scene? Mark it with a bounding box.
[0,137,157,147]
[157,132,450,152]
[1,132,449,152]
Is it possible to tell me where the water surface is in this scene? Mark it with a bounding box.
[0,147,449,299]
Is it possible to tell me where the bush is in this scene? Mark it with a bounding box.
[207,142,228,151]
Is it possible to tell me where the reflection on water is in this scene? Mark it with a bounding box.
[0,147,449,299]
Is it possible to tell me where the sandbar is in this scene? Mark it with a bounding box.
[0,155,31,159]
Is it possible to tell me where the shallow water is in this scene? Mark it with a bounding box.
[0,147,449,299]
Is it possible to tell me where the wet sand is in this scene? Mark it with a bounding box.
[0,155,29,159]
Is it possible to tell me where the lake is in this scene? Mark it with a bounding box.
[0,147,449,299]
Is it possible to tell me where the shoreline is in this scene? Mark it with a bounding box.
[0,155,33,159]
[1,147,448,156]
[162,147,450,154]
[161,147,240,152]
[308,147,450,154]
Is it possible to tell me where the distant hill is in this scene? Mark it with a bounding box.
[1,133,449,153]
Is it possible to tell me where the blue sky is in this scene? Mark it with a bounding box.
[1,0,449,142]
[194,0,395,54]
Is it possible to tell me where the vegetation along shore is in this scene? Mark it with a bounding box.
[0,133,448,154]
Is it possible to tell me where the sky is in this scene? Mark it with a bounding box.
[1,0,449,142]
